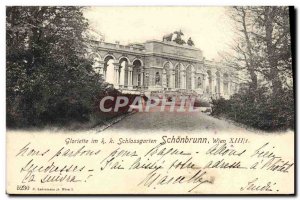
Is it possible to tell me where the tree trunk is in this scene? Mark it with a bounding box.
[240,7,258,98]
[264,7,282,96]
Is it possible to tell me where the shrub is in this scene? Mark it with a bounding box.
[211,87,294,131]
[193,98,211,107]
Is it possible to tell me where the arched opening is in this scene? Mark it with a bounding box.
[155,72,161,85]
[119,57,129,87]
[197,74,204,89]
[104,55,115,84]
[132,60,142,87]
[174,64,181,88]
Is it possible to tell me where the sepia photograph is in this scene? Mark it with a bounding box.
[6,5,295,195]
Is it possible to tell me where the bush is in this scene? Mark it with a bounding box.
[211,87,294,131]
[193,98,211,107]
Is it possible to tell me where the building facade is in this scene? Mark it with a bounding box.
[88,39,239,99]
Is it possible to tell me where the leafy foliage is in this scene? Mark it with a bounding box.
[6,6,105,128]
[211,87,294,131]
[213,7,294,131]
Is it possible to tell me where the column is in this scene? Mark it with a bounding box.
[141,69,144,87]
[119,63,125,87]
[144,72,149,87]
[113,63,120,88]
[128,65,133,89]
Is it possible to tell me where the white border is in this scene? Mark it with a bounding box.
[1,1,298,200]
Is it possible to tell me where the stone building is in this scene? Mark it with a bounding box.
[88,39,239,99]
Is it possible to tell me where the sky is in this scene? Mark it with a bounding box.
[84,7,236,60]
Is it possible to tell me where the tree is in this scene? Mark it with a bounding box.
[225,6,292,96]
[6,6,104,127]
[226,7,258,100]
[251,7,292,96]
[214,6,294,131]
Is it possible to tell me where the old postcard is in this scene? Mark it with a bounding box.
[6,6,295,195]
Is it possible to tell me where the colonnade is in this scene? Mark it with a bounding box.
[91,56,236,97]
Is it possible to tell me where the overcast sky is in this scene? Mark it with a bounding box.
[84,7,235,60]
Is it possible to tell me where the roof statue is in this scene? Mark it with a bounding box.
[187,37,195,46]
